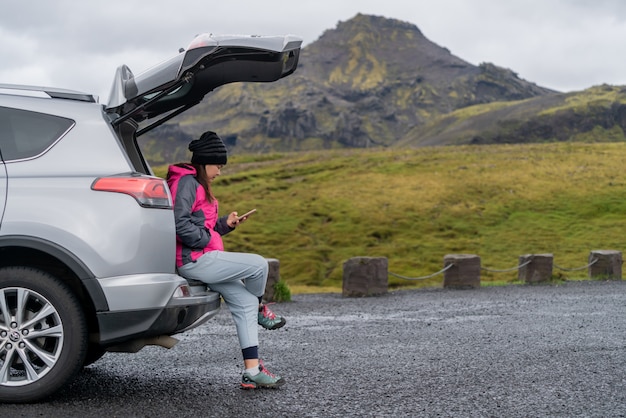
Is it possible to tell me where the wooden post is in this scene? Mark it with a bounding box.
[264,258,280,302]
[588,250,622,280]
[518,254,553,284]
[342,257,388,297]
[443,254,480,289]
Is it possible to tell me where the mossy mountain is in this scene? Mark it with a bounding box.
[141,14,626,164]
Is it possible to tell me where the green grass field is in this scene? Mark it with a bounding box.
[153,142,626,293]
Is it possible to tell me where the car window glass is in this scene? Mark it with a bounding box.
[0,106,73,161]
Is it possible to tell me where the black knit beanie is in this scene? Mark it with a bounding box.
[189,131,228,165]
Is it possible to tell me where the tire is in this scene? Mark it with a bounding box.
[0,266,87,403]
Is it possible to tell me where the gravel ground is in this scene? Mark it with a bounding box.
[3,280,626,417]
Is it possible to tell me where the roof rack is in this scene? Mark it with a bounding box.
[0,84,97,103]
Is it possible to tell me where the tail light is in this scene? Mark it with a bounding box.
[91,175,172,209]
[186,33,219,50]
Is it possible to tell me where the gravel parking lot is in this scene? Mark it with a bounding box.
[3,280,626,417]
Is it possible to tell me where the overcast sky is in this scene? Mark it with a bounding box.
[2,0,626,102]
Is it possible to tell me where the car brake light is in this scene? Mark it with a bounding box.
[186,33,218,50]
[92,176,172,209]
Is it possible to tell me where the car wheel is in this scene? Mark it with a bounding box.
[0,266,87,403]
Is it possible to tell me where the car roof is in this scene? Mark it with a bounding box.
[106,33,302,135]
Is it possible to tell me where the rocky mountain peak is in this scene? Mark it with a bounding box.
[300,13,472,91]
[145,13,560,156]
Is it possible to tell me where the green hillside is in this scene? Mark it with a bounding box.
[154,142,626,293]
[399,84,626,146]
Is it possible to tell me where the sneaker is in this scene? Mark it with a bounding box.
[241,361,285,389]
[258,303,286,330]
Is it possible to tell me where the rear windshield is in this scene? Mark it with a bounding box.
[0,106,74,161]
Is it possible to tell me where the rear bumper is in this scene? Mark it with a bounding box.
[95,273,221,345]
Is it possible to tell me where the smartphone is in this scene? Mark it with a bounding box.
[237,208,257,220]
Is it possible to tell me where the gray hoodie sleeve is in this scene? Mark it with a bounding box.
[215,216,234,236]
[173,176,211,249]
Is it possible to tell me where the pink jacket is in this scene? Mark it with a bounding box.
[166,164,231,267]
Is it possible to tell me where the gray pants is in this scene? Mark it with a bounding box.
[178,251,269,350]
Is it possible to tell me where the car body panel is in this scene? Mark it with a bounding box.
[0,94,203,339]
[106,33,302,131]
[98,273,196,311]
[97,290,221,345]
[0,163,6,226]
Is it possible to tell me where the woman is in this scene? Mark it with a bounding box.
[166,131,286,389]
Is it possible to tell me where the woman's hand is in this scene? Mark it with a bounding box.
[227,209,255,228]
[227,212,240,228]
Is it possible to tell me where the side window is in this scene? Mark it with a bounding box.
[0,106,74,161]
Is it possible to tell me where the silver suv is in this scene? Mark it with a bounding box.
[0,33,301,403]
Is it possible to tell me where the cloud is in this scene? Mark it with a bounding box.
[1,0,626,100]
